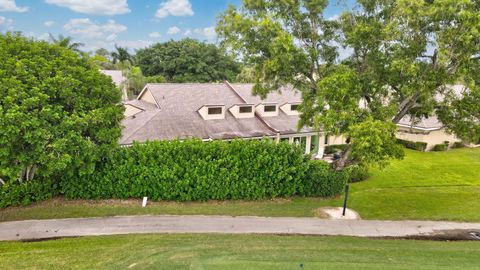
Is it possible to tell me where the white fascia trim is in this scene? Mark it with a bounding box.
[396,123,443,131]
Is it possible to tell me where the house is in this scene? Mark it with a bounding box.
[120,82,471,155]
[120,82,339,157]
[100,70,128,101]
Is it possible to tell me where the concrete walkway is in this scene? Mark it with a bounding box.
[1,215,480,241]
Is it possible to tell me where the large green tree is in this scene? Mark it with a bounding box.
[0,33,124,184]
[217,0,480,169]
[136,38,241,83]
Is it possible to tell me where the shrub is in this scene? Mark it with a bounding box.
[324,144,348,155]
[452,142,465,149]
[414,142,428,151]
[61,140,343,201]
[303,160,346,197]
[432,144,446,151]
[346,164,369,183]
[0,179,57,208]
[397,139,427,151]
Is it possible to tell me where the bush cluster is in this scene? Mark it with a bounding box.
[346,164,369,183]
[397,139,428,151]
[59,140,345,201]
[0,179,57,208]
[452,142,465,149]
[432,144,447,151]
[324,144,348,155]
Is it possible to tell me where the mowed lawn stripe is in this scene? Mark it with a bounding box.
[1,234,479,270]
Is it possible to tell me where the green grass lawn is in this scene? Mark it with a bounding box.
[1,148,479,222]
[1,234,479,270]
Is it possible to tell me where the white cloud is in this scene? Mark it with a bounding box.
[37,33,50,41]
[167,26,180,35]
[194,26,217,41]
[155,0,193,19]
[0,16,13,31]
[115,40,153,50]
[0,0,28,12]
[327,14,340,21]
[183,29,192,36]
[64,18,127,39]
[149,32,161,38]
[44,21,55,27]
[45,0,130,15]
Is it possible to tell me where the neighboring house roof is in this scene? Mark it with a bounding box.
[100,70,128,101]
[100,70,125,88]
[399,84,468,131]
[398,115,444,131]
[120,83,279,145]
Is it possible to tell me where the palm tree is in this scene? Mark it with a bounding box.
[111,45,133,65]
[49,34,84,53]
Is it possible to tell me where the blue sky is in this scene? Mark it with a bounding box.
[0,0,355,52]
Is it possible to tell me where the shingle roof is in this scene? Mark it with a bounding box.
[398,115,444,130]
[100,70,125,88]
[120,82,462,144]
[120,83,277,144]
[229,83,312,134]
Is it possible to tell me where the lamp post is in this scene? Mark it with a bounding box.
[342,184,350,216]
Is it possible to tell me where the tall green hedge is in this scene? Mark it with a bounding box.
[1,140,345,207]
[61,140,345,201]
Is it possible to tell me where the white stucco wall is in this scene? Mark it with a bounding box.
[396,127,460,150]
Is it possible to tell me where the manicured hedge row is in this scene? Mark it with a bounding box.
[61,140,346,201]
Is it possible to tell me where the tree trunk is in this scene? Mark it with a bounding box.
[392,93,420,124]
[334,145,353,171]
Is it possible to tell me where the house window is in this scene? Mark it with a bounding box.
[264,105,277,112]
[208,107,222,115]
[239,106,253,113]
[291,104,299,111]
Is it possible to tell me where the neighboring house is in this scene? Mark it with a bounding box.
[396,115,461,151]
[120,82,472,155]
[100,70,128,101]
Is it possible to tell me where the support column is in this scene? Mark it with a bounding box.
[317,133,326,158]
[305,135,312,154]
[288,137,294,144]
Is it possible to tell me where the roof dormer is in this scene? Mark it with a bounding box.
[255,102,279,117]
[198,105,226,120]
[280,102,301,116]
[137,86,160,108]
[229,104,255,119]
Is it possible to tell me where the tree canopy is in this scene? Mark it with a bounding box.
[136,38,241,83]
[0,33,124,184]
[217,0,480,169]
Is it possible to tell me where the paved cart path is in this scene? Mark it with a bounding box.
[1,215,480,241]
